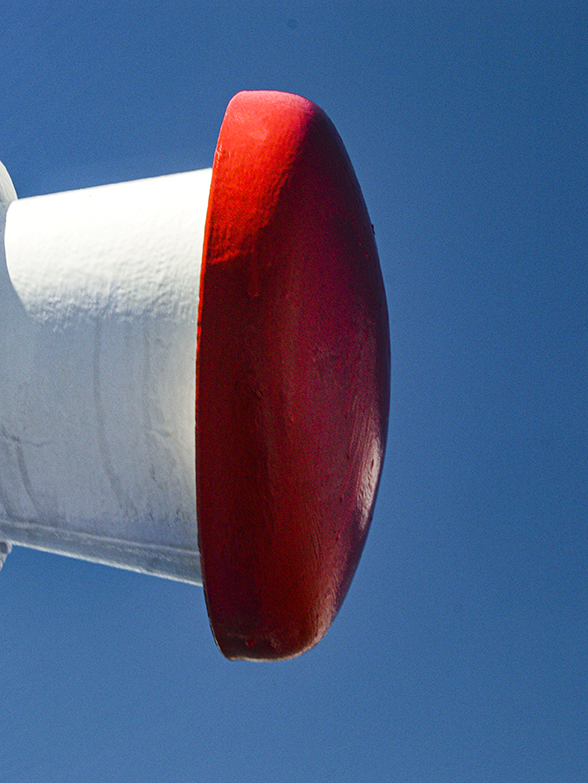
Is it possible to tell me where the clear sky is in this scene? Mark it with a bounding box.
[1,2,586,781]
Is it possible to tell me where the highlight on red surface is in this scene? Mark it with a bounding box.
[196,91,390,660]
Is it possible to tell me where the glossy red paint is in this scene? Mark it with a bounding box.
[196,91,390,660]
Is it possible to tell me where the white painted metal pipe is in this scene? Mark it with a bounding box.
[0,166,212,583]
[0,90,390,660]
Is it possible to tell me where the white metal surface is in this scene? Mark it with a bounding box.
[0,161,17,205]
[0,167,212,583]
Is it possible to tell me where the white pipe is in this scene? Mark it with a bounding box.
[0,161,17,205]
[0,167,212,583]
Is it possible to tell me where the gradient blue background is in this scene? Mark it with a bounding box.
[1,2,586,781]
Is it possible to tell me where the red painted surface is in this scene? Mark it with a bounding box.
[196,91,390,660]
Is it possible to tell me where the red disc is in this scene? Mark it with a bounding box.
[196,91,390,660]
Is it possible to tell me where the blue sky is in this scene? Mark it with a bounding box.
[1,2,586,781]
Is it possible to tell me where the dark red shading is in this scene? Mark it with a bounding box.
[196,91,390,660]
